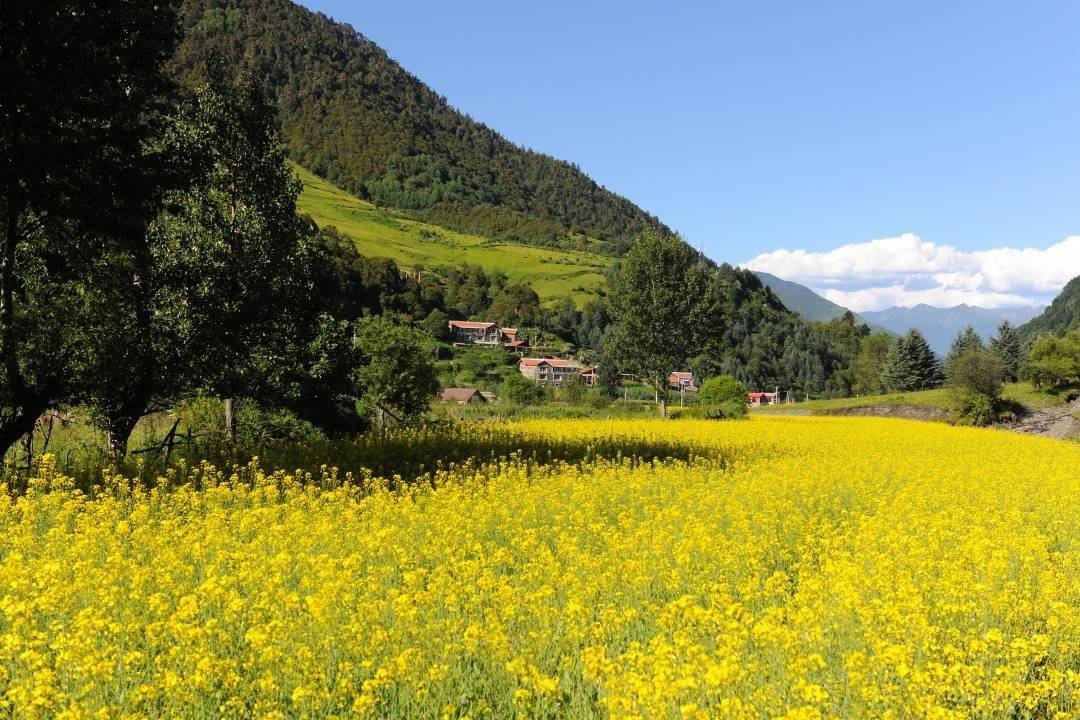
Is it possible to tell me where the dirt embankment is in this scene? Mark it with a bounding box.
[826,404,952,422]
[1003,398,1080,440]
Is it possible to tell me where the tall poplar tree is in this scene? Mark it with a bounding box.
[603,230,708,417]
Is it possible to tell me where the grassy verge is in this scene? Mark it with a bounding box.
[755,388,957,415]
[756,383,1074,417]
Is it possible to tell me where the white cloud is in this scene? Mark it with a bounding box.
[742,233,1080,311]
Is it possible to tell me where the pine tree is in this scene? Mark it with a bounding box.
[909,329,943,388]
[944,325,984,382]
[989,320,1023,382]
[881,329,941,391]
[946,325,984,363]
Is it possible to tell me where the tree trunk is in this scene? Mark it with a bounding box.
[105,415,139,458]
[2,189,23,399]
[0,398,46,461]
[0,193,48,459]
[223,398,234,441]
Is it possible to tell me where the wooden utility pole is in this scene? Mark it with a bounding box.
[223,398,234,441]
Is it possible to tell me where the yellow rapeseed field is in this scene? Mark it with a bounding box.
[2,416,1080,719]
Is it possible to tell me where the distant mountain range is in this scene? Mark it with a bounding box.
[752,271,1047,354]
[860,304,1045,355]
[753,272,890,333]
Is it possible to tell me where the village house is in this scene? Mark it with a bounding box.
[518,357,583,386]
[668,371,697,392]
[440,387,487,404]
[746,391,781,407]
[577,366,598,387]
[448,321,503,345]
[448,321,527,350]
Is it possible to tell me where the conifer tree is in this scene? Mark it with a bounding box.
[946,325,984,362]
[881,329,941,391]
[944,325,984,382]
[989,320,1023,382]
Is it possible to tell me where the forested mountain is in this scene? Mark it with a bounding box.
[861,304,1044,355]
[1019,274,1080,339]
[752,271,885,331]
[166,0,879,399]
[170,0,666,255]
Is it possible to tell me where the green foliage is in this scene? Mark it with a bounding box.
[989,320,1023,383]
[293,165,611,305]
[353,315,439,423]
[948,348,1006,400]
[953,392,1001,427]
[172,0,667,254]
[488,283,542,328]
[1024,332,1080,389]
[699,375,748,406]
[501,373,545,406]
[422,309,451,341]
[944,326,984,380]
[881,330,942,392]
[0,0,180,456]
[235,401,326,445]
[557,375,587,405]
[604,230,708,415]
[853,333,893,395]
[698,375,749,419]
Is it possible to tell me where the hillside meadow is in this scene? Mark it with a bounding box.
[2,416,1080,718]
[294,164,612,305]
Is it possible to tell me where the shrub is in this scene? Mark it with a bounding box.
[558,375,587,405]
[1024,332,1080,389]
[698,375,748,419]
[947,348,1007,426]
[501,373,545,406]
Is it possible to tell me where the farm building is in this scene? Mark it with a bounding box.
[448,321,525,350]
[448,321,502,346]
[518,358,583,386]
[440,388,487,404]
[747,391,781,407]
[668,371,697,392]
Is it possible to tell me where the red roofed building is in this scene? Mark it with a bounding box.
[505,338,531,354]
[747,391,780,407]
[519,357,582,386]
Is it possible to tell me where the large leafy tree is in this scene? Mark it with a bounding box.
[90,71,357,453]
[0,0,179,456]
[853,333,893,395]
[603,230,708,417]
[353,315,439,423]
[1024,332,1080,389]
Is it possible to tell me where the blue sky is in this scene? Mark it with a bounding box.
[299,1,1080,309]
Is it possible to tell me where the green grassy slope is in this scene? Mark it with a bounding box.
[294,164,612,305]
[755,382,1070,416]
